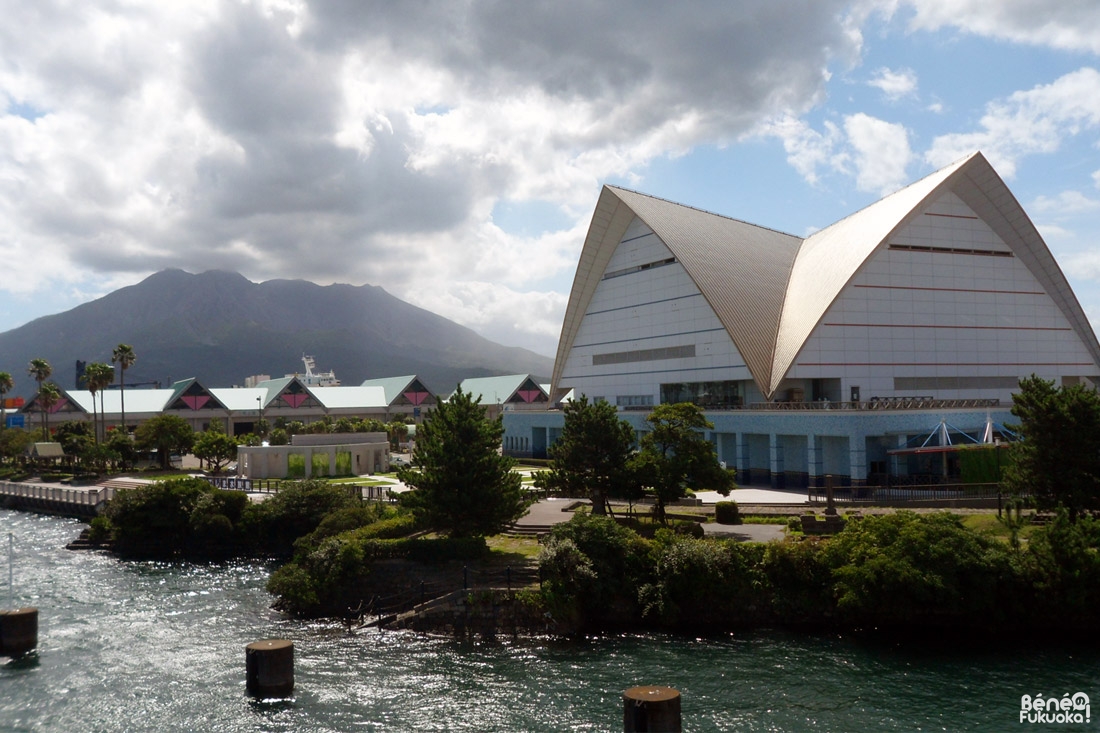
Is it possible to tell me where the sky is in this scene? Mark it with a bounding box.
[2,1,1100,359]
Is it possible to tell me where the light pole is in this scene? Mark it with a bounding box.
[256,396,264,438]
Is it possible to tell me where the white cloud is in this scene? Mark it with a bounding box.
[1032,190,1100,216]
[754,112,911,194]
[868,67,918,100]
[926,68,1100,177]
[0,0,862,353]
[898,0,1100,54]
[844,113,913,193]
[751,115,847,185]
[1064,250,1100,282]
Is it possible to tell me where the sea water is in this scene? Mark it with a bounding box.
[2,509,1097,732]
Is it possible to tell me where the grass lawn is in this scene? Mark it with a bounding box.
[486,535,541,564]
[961,512,1040,542]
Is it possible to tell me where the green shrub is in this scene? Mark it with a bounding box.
[672,521,704,538]
[824,511,1017,626]
[88,515,113,543]
[292,504,406,556]
[249,479,360,557]
[105,477,209,558]
[715,501,741,525]
[539,514,654,628]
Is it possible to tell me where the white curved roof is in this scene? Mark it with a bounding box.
[553,151,1100,399]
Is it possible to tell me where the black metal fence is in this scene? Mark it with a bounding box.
[360,564,540,621]
[808,482,1007,505]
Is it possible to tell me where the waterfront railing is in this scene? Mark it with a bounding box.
[0,481,116,507]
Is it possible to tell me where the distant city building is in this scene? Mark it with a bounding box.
[503,152,1100,487]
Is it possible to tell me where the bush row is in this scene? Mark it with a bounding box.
[95,477,373,560]
[539,511,1100,634]
[267,535,489,617]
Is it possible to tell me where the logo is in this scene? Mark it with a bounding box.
[1020,693,1090,725]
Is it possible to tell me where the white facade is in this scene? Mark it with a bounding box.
[506,152,1100,488]
[552,155,1100,409]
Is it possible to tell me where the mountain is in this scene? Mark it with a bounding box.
[0,270,554,396]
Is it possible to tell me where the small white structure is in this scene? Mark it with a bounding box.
[236,432,389,480]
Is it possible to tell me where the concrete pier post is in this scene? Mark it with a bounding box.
[0,607,39,657]
[623,685,681,732]
[246,639,294,698]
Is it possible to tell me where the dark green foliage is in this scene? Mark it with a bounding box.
[292,504,412,555]
[398,387,530,538]
[823,512,1017,627]
[715,500,741,525]
[248,479,360,557]
[641,537,767,627]
[133,414,195,469]
[534,395,640,514]
[87,515,113,543]
[106,477,212,558]
[534,510,1100,634]
[761,538,834,622]
[267,535,487,617]
[957,445,1004,484]
[54,421,94,457]
[1022,511,1100,623]
[0,427,33,461]
[192,423,238,474]
[1004,375,1100,519]
[538,514,654,629]
[634,403,735,524]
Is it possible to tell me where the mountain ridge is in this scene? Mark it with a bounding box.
[0,269,554,397]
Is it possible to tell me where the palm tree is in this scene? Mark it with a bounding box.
[27,358,52,439]
[0,372,12,438]
[112,344,136,435]
[82,363,114,443]
[37,382,61,441]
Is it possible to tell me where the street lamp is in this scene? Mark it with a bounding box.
[256,396,264,437]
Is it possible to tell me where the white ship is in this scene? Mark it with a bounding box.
[287,355,341,387]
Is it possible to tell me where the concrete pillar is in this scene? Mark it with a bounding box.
[623,685,681,732]
[246,639,294,698]
[849,436,867,488]
[769,433,782,489]
[808,434,822,489]
[736,433,749,484]
[0,607,38,657]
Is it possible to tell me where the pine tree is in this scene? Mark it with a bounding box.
[635,402,735,524]
[397,387,530,537]
[534,395,639,514]
[1004,375,1100,520]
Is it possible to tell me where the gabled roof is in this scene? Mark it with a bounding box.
[208,387,269,412]
[456,375,548,405]
[307,385,388,410]
[360,375,436,406]
[62,388,175,415]
[554,151,1100,399]
[164,378,229,411]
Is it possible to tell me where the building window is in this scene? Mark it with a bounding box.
[593,344,695,366]
[660,381,742,409]
[616,395,653,408]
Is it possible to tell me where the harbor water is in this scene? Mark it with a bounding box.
[2,509,1098,732]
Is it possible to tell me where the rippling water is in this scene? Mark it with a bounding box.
[2,509,1098,732]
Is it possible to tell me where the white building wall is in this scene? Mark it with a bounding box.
[789,191,1098,402]
[558,217,753,405]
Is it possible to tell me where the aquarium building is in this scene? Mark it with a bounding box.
[502,152,1100,487]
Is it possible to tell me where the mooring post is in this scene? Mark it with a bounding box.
[623,685,681,732]
[246,639,294,698]
[0,608,38,658]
